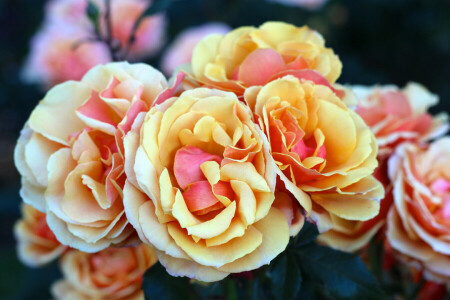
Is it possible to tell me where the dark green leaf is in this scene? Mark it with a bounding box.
[143,263,194,300]
[268,252,302,300]
[295,243,385,300]
[224,278,238,300]
[292,221,319,248]
[249,276,271,300]
[86,1,100,29]
[368,237,383,282]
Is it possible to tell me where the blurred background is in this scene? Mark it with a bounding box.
[0,0,449,298]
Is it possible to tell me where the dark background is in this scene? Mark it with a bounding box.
[0,0,449,298]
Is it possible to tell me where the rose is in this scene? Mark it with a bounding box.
[161,22,231,76]
[100,0,166,60]
[386,138,450,288]
[14,204,67,267]
[317,83,449,252]
[46,0,166,60]
[188,21,342,95]
[317,162,392,252]
[21,22,111,88]
[353,82,449,157]
[51,244,157,300]
[15,62,169,252]
[123,88,290,281]
[244,75,384,234]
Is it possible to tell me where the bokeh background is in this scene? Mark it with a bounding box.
[0,0,449,298]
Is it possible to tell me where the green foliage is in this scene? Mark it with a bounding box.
[143,222,386,300]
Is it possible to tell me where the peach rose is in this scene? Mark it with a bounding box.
[317,83,449,252]
[161,23,231,76]
[52,244,157,300]
[353,83,449,157]
[317,162,392,252]
[123,88,291,281]
[14,204,67,267]
[386,138,450,288]
[22,22,111,88]
[46,0,166,60]
[245,76,384,234]
[188,21,342,96]
[15,62,169,252]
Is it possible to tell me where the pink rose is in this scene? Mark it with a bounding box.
[22,22,111,88]
[161,22,231,76]
[46,0,167,60]
[353,83,449,157]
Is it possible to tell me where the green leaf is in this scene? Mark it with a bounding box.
[292,221,319,248]
[368,237,383,282]
[249,276,271,300]
[143,263,194,300]
[86,1,100,30]
[294,243,385,300]
[224,278,238,300]
[268,252,302,300]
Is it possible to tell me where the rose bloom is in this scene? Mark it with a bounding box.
[46,0,166,60]
[21,22,111,88]
[161,23,231,76]
[123,88,291,281]
[244,76,384,234]
[386,138,450,288]
[268,0,328,10]
[353,82,449,158]
[14,204,67,267]
[52,244,157,300]
[15,62,169,252]
[188,21,342,96]
[318,83,449,252]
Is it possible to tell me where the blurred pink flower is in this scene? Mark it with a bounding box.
[22,23,111,88]
[161,22,230,76]
[269,0,328,10]
[46,0,167,60]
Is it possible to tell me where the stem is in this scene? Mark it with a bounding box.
[104,0,120,61]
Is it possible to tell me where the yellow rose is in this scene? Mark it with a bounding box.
[14,204,67,267]
[123,88,290,281]
[244,75,384,234]
[386,138,450,288]
[51,244,157,300]
[189,21,342,95]
[15,62,169,252]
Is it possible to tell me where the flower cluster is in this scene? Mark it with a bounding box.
[318,83,449,292]
[15,17,450,298]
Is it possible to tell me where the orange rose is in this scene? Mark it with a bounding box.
[15,62,169,252]
[188,21,343,96]
[123,88,290,281]
[51,244,157,300]
[245,75,384,234]
[14,204,67,267]
[386,138,450,288]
